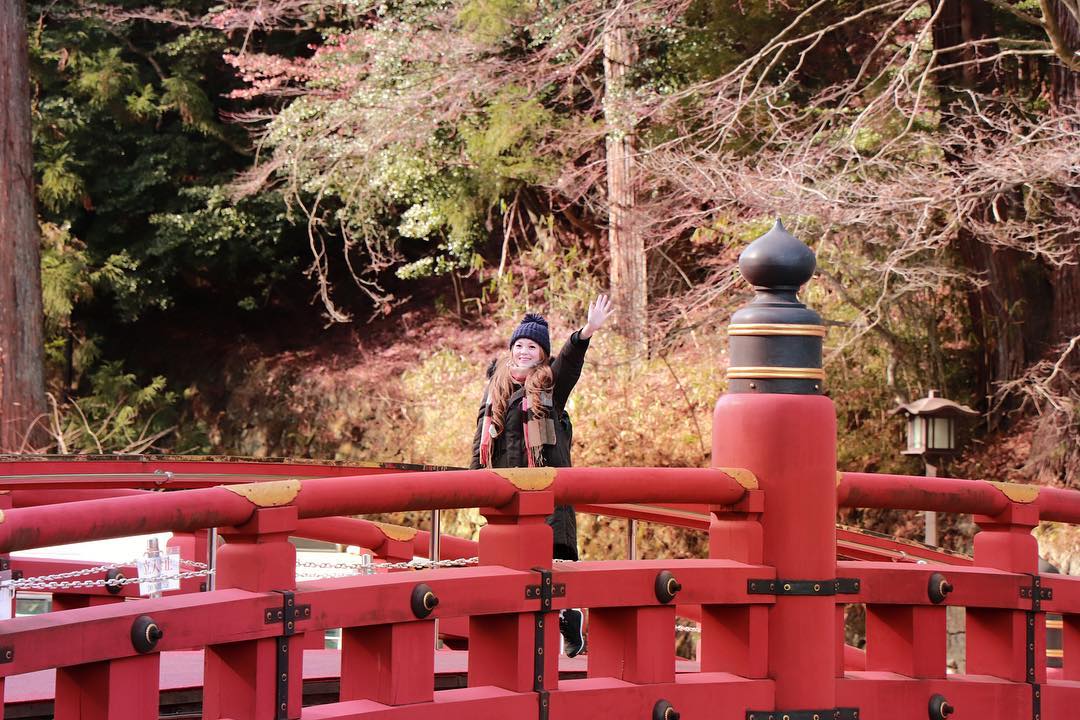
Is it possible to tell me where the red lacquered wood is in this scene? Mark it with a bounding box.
[341,621,435,705]
[588,605,676,684]
[714,392,837,710]
[54,654,159,720]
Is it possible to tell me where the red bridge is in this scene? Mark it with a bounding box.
[0,222,1076,720]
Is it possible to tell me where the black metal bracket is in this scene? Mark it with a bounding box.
[748,578,860,596]
[1020,574,1049,720]
[746,708,859,720]
[270,590,310,720]
[0,646,13,664]
[530,568,557,720]
[1019,576,1052,608]
[265,593,311,630]
[526,580,566,607]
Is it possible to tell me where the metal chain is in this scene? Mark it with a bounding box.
[9,556,476,589]
[8,557,207,585]
[295,556,480,572]
[12,569,213,591]
[8,562,124,583]
[675,624,701,634]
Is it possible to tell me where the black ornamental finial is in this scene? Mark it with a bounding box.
[726,219,825,395]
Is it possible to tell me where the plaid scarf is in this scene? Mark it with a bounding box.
[479,382,557,468]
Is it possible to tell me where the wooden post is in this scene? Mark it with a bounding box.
[203,505,299,719]
[469,486,558,692]
[714,221,837,711]
[703,489,767,677]
[54,655,160,720]
[970,497,1043,683]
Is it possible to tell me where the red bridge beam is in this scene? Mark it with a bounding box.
[0,455,437,490]
[294,516,479,560]
[0,467,750,554]
[838,471,1080,523]
[0,558,766,679]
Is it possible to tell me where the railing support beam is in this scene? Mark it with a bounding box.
[203,505,300,720]
[54,654,160,720]
[587,605,675,683]
[470,489,558,692]
[341,620,435,705]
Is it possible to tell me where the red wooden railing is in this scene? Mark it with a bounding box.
[3,441,1077,719]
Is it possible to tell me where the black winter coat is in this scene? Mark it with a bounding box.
[469,330,590,560]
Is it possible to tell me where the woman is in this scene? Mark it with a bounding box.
[469,294,615,655]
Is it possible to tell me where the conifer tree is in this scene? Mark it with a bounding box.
[0,0,46,450]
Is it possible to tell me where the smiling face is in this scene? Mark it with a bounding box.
[511,338,544,368]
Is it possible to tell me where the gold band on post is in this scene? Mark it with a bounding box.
[728,323,827,337]
[727,366,826,381]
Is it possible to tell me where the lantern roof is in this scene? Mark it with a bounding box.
[893,390,979,418]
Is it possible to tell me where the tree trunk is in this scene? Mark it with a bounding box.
[603,5,646,355]
[1047,4,1080,349]
[0,0,46,451]
[930,0,1039,422]
[1049,0,1080,105]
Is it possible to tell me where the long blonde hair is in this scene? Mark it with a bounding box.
[487,352,554,437]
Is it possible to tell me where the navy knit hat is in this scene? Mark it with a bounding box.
[509,313,550,356]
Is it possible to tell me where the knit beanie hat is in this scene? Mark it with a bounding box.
[509,313,551,356]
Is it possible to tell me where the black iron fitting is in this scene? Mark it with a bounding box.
[1027,611,1037,683]
[746,708,859,720]
[0,646,14,664]
[270,590,310,720]
[275,634,289,720]
[266,590,311,634]
[130,615,164,654]
[928,694,954,720]
[927,573,953,605]
[526,570,565,610]
[529,567,556,708]
[1020,573,1046,720]
[748,578,860,596]
[1019,575,1052,610]
[537,689,550,720]
[411,583,439,619]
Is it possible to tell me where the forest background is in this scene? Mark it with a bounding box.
[1,0,1079,572]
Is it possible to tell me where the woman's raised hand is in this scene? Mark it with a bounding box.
[581,293,615,339]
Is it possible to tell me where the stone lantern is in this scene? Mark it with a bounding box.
[894,390,978,544]
[896,390,978,458]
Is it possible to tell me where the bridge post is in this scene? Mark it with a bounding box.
[969,496,1044,683]
[470,484,559,692]
[703,487,767,677]
[203,504,300,719]
[167,529,210,593]
[712,220,837,711]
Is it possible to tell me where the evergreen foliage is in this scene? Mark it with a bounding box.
[26,0,309,449]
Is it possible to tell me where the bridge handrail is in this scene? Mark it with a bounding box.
[0,467,751,554]
[838,471,1080,523]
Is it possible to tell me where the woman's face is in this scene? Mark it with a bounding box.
[511,338,543,368]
